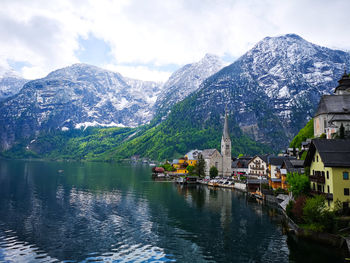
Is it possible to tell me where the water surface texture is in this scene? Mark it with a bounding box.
[0,160,346,262]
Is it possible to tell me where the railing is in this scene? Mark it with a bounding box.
[310,190,333,200]
[251,166,265,170]
[309,175,325,184]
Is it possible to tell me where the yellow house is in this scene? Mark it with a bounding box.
[184,150,202,167]
[172,159,189,174]
[304,139,350,209]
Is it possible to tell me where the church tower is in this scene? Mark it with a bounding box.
[221,108,232,177]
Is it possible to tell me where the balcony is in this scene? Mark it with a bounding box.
[309,175,325,184]
[310,190,333,200]
[252,166,265,171]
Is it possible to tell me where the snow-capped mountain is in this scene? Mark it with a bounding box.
[0,64,162,150]
[155,54,224,117]
[158,34,350,150]
[0,66,28,101]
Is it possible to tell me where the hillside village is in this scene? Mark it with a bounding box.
[154,72,350,238]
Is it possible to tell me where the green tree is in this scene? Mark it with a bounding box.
[289,119,314,148]
[186,165,195,175]
[195,156,206,177]
[209,166,218,178]
[287,172,310,198]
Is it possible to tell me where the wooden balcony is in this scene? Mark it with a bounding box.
[309,175,325,184]
[310,190,333,200]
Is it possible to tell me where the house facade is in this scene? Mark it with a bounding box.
[185,149,202,166]
[304,139,350,208]
[248,155,268,177]
[267,156,290,189]
[232,156,251,177]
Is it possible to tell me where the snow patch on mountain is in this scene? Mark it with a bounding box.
[156,54,225,115]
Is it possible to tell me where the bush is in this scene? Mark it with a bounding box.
[303,195,335,233]
[209,166,218,178]
[292,196,307,223]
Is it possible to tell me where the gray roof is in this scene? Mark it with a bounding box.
[304,139,350,167]
[315,95,350,117]
[232,159,249,168]
[185,149,202,160]
[201,149,219,159]
[334,71,350,93]
[268,156,290,166]
[329,114,350,122]
[247,154,270,165]
[282,159,304,174]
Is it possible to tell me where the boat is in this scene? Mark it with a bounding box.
[208,179,219,187]
[176,177,185,184]
[149,163,156,167]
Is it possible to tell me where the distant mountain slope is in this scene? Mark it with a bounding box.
[104,34,350,157]
[163,34,350,151]
[0,66,28,101]
[0,64,161,150]
[155,54,224,118]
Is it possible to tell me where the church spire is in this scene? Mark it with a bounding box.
[223,106,230,140]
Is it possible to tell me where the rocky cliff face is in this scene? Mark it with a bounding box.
[0,66,28,101]
[0,64,161,150]
[155,54,224,118]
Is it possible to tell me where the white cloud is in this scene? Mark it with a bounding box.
[1,0,350,81]
[104,64,171,82]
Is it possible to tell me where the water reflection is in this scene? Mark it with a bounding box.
[0,160,347,262]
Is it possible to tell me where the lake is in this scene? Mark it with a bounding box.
[0,159,347,262]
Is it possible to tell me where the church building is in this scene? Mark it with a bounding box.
[201,109,232,177]
[314,71,350,138]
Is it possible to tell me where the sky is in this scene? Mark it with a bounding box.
[0,0,349,82]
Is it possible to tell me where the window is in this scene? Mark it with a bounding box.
[313,156,315,162]
[317,155,319,162]
[327,185,330,193]
[313,183,315,190]
[344,172,349,180]
[326,171,329,179]
[344,188,350,196]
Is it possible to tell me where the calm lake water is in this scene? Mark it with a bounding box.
[0,159,347,262]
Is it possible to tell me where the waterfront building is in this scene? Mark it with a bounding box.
[232,156,251,177]
[304,139,350,208]
[185,149,202,166]
[247,155,269,177]
[267,156,290,189]
[314,72,350,138]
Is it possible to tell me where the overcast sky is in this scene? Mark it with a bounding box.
[1,0,349,82]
